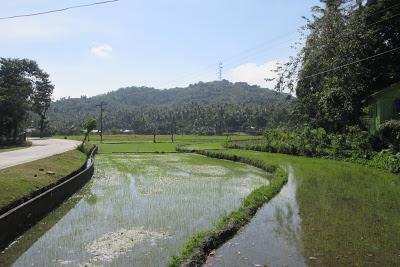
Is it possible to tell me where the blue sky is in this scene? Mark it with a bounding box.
[0,0,319,98]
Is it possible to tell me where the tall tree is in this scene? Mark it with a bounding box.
[275,0,398,132]
[32,72,54,138]
[0,58,54,143]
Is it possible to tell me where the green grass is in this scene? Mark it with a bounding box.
[0,142,32,153]
[52,134,261,153]
[168,150,288,267]
[52,134,260,143]
[0,149,87,210]
[98,142,177,153]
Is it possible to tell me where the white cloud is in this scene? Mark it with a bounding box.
[227,60,280,89]
[90,44,113,58]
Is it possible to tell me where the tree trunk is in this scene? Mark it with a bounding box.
[171,127,174,143]
[153,129,156,143]
[81,132,89,148]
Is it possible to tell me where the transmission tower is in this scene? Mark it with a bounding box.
[218,61,223,80]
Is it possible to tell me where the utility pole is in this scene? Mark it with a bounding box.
[218,61,223,81]
[96,102,107,143]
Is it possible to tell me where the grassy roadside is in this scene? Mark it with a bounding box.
[0,149,87,211]
[168,149,288,267]
[0,142,32,153]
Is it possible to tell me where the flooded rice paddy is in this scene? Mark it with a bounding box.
[2,150,399,267]
[204,150,400,267]
[0,153,270,267]
[205,168,307,267]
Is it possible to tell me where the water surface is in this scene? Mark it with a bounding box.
[0,153,270,267]
[204,150,400,267]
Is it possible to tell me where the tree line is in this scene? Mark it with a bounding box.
[50,102,290,136]
[0,58,54,144]
[48,80,292,136]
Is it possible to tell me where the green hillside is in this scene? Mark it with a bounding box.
[48,80,293,135]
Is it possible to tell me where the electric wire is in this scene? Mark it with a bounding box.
[300,46,400,80]
[0,0,119,20]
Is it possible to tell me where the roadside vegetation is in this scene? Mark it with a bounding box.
[247,0,400,174]
[0,141,32,153]
[0,58,54,145]
[168,149,288,267]
[0,149,86,211]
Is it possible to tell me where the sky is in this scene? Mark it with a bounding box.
[0,0,319,99]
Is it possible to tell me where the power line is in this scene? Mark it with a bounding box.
[167,3,399,87]
[167,31,298,86]
[300,46,400,80]
[0,0,119,20]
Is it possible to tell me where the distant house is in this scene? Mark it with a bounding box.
[365,82,400,134]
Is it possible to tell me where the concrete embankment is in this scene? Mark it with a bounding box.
[0,147,97,251]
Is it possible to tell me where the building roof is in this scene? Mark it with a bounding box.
[363,82,400,104]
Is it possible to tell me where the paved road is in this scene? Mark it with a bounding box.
[0,138,81,170]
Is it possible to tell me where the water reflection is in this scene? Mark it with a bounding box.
[0,153,270,267]
[205,166,307,267]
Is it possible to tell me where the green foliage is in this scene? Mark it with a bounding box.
[48,81,292,135]
[367,150,400,173]
[377,120,400,152]
[228,125,400,173]
[79,118,97,149]
[0,58,54,144]
[275,0,400,131]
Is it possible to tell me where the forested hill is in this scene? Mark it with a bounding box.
[48,80,293,135]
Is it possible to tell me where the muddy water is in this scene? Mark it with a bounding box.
[205,167,307,267]
[0,153,270,267]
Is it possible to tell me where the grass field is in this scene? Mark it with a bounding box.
[52,134,259,143]
[0,149,86,210]
[53,134,261,153]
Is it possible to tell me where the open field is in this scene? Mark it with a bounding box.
[0,149,86,210]
[53,134,262,153]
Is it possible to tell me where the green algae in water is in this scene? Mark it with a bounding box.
[1,153,270,267]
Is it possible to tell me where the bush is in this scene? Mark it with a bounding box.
[344,126,372,158]
[369,151,400,173]
[377,120,400,152]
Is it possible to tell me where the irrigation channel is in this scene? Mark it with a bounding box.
[1,151,399,266]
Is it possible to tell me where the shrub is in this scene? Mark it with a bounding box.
[377,120,400,152]
[344,126,372,158]
[369,151,400,173]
